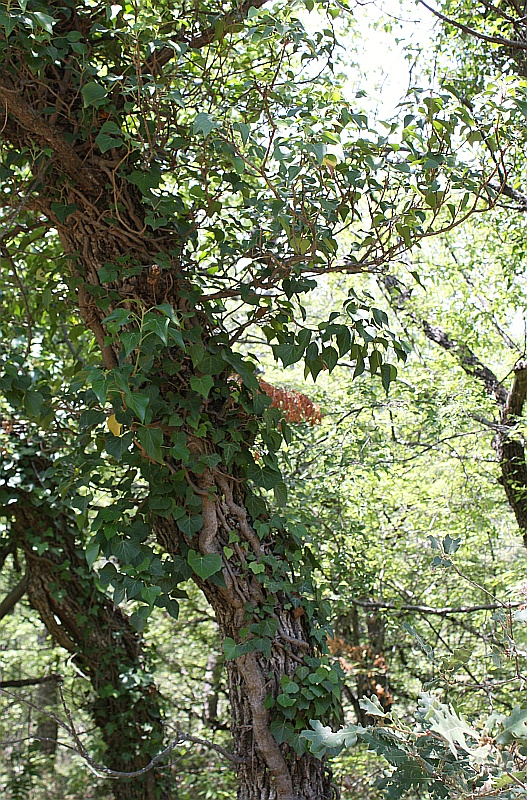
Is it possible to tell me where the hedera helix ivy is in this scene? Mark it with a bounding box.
[0,0,525,795]
[0,431,170,798]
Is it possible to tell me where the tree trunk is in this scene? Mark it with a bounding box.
[53,202,331,796]
[0,36,335,798]
[3,456,169,800]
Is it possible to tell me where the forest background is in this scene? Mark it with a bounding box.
[2,0,527,798]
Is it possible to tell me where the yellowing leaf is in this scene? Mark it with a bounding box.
[322,154,338,168]
[107,414,122,436]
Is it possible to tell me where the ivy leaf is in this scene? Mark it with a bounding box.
[32,11,55,33]
[141,585,162,605]
[91,375,108,405]
[143,314,170,345]
[380,363,396,393]
[223,636,253,660]
[107,414,122,436]
[190,374,214,398]
[137,426,164,463]
[120,331,141,357]
[106,431,133,462]
[269,719,294,744]
[222,351,259,391]
[95,131,124,153]
[81,81,107,107]
[170,432,191,462]
[0,12,17,37]
[113,538,142,563]
[187,550,222,579]
[50,202,78,223]
[301,720,360,756]
[253,637,271,657]
[129,605,151,632]
[24,390,43,417]
[250,618,279,637]
[127,393,149,423]
[272,342,303,368]
[127,169,161,194]
[274,481,287,507]
[85,541,99,570]
[176,515,203,536]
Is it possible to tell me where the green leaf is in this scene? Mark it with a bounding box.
[24,390,43,417]
[170,432,191,462]
[380,363,396,393]
[301,720,360,757]
[50,202,78,223]
[193,112,219,137]
[113,538,142,563]
[85,541,99,570]
[187,550,223,579]
[143,314,170,345]
[81,81,107,107]
[95,131,123,153]
[190,374,214,398]
[250,618,279,637]
[234,122,250,145]
[137,426,164,463]
[222,351,260,390]
[91,375,108,405]
[127,169,161,194]
[120,331,141,357]
[106,431,134,462]
[273,481,287,507]
[0,12,17,37]
[273,342,303,367]
[277,693,297,707]
[322,346,338,371]
[127,393,149,423]
[496,706,527,745]
[141,585,162,605]
[103,308,132,334]
[129,606,151,632]
[443,534,461,554]
[223,636,253,660]
[32,11,55,33]
[176,515,203,536]
[359,695,387,717]
[269,719,294,744]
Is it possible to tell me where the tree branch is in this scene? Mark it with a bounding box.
[0,675,60,689]
[418,0,527,50]
[0,573,28,620]
[352,599,521,616]
[0,80,100,194]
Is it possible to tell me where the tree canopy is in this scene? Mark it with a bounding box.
[2,0,527,798]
